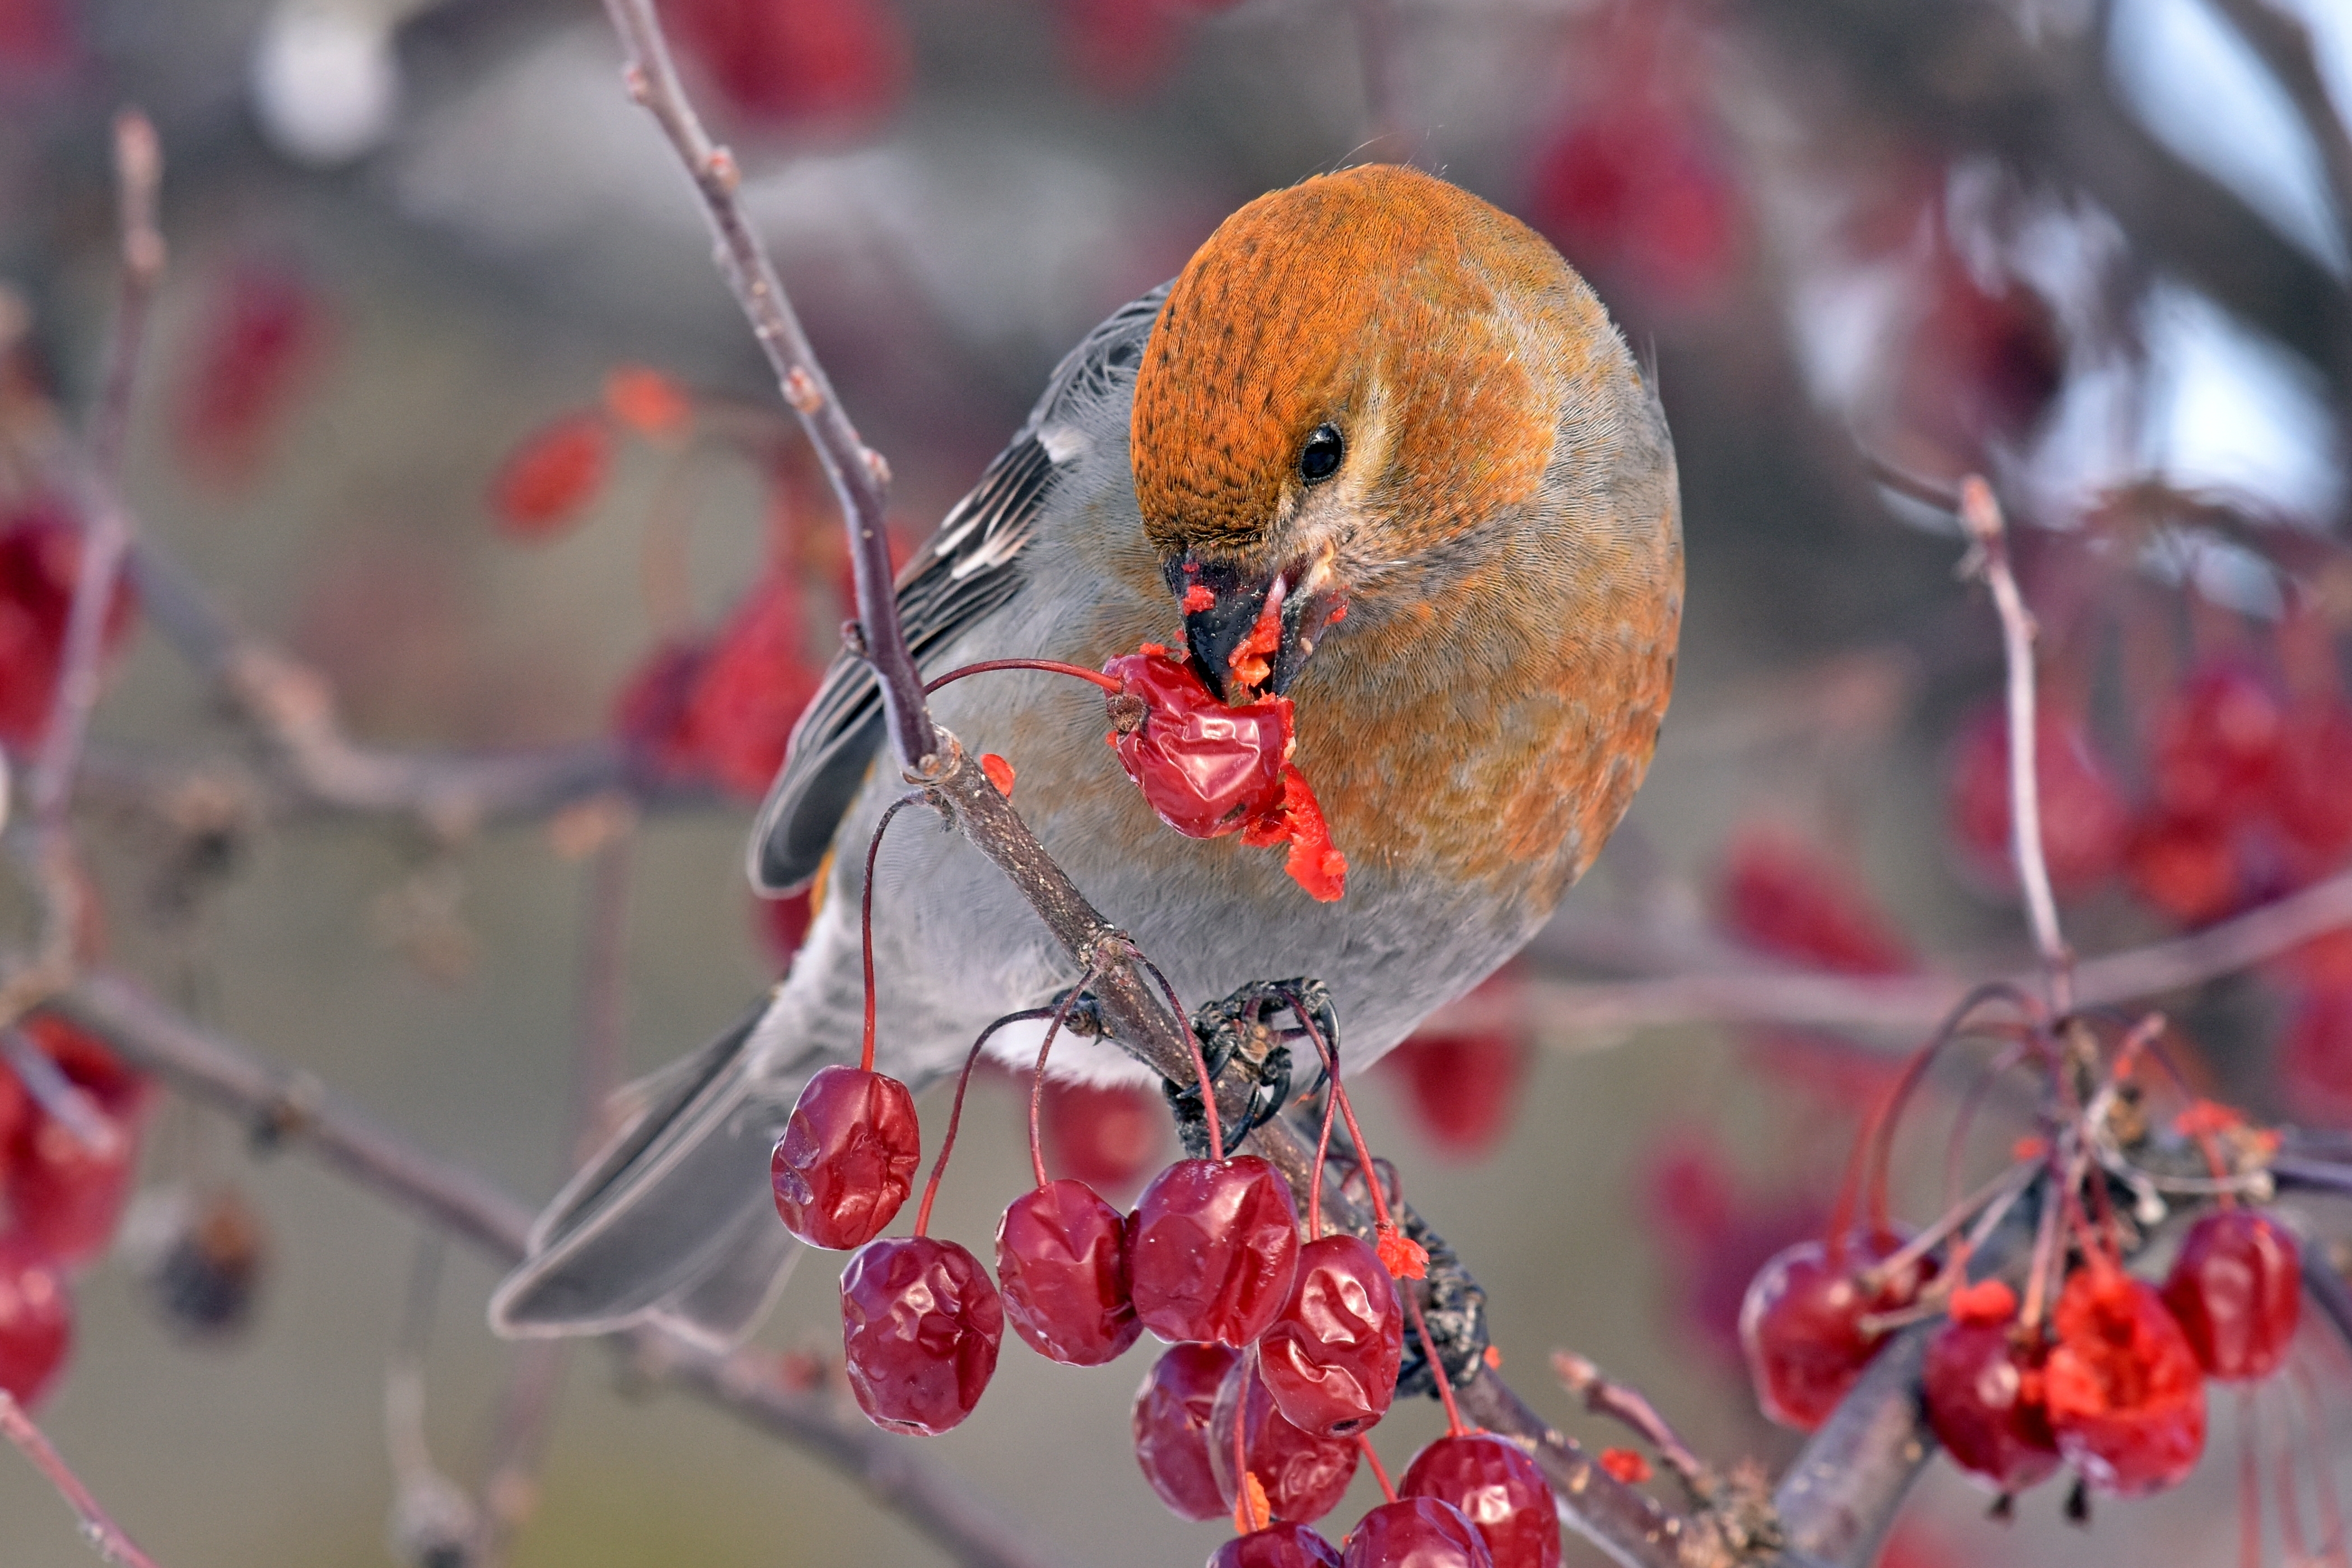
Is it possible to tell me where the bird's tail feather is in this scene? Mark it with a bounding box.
[489,994,805,1346]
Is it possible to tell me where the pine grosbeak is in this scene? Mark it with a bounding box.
[492,164,1682,1345]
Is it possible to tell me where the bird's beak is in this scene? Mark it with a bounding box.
[1169,550,1345,704]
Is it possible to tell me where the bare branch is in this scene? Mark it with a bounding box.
[1551,1350,1711,1497]
[1,1390,168,1568]
[1768,1327,1936,1568]
[55,970,1068,1568]
[1452,1374,1688,1568]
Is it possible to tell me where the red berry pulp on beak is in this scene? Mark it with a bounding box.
[1257,1233,1403,1438]
[1128,1155,1302,1346]
[2160,1208,2301,1383]
[2043,1263,2206,1496]
[1399,1432,1562,1568]
[995,1177,1141,1366]
[839,1235,1004,1435]
[1133,1342,1242,1520]
[770,1064,922,1250]
[1207,1356,1360,1524]
[1340,1497,1496,1567]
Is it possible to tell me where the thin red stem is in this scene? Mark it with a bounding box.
[1402,1284,1466,1438]
[1306,1064,1341,1244]
[1858,983,2031,1242]
[857,795,923,1074]
[925,659,1123,697]
[0,1392,166,1568]
[1357,1434,1398,1503]
[913,1008,1049,1237]
[1026,967,1100,1189]
[1285,991,1398,1236]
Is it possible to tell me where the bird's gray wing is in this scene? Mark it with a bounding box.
[748,282,1171,894]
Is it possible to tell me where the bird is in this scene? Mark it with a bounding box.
[489,162,1683,1347]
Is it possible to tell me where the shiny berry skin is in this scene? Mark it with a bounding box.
[1340,1497,1496,1568]
[769,1066,922,1250]
[839,1235,1003,1435]
[0,1236,71,1409]
[2160,1209,2301,1382]
[2043,1265,2206,1496]
[1738,1233,1926,1431]
[1133,1342,1241,1520]
[1399,1432,1561,1568]
[1212,1523,1343,1568]
[1105,649,1291,839]
[1920,1312,2060,1495]
[1129,1155,1301,1346]
[1257,1234,1403,1438]
[1207,1357,1359,1524]
[7,1016,151,1264]
[1947,706,2128,900]
[996,1178,1140,1367]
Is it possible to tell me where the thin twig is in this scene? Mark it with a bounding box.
[27,109,162,838]
[56,970,1067,1568]
[1550,1350,1710,1496]
[598,0,932,770]
[1452,1374,1687,1568]
[1956,477,2073,1012]
[1,1390,168,1568]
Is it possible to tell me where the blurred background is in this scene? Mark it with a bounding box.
[3,0,2352,1564]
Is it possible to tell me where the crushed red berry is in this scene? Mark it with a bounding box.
[1257,1233,1403,1438]
[2043,1263,2206,1496]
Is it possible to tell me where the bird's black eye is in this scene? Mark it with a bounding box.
[1298,423,1344,486]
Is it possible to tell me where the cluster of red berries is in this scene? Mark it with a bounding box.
[760,655,1560,1562]
[0,1016,151,1409]
[0,497,140,749]
[1739,1017,2304,1511]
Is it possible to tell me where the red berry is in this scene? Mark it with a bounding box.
[0,1236,70,1408]
[2149,665,2286,819]
[995,1177,1140,1367]
[1399,1432,1561,1568]
[769,1065,921,1250]
[1128,1155,1301,1346]
[2161,1209,2300,1382]
[0,501,139,748]
[682,570,824,800]
[601,364,692,444]
[1132,1342,1240,1520]
[1340,1496,1496,1568]
[1214,1523,1343,1568]
[664,0,908,130]
[2043,1264,2206,1496]
[612,637,710,782]
[7,1016,150,1264]
[1105,648,1291,839]
[1738,1233,1927,1431]
[2124,809,2246,925]
[1038,1077,1165,1198]
[1887,250,2064,474]
[1257,1234,1403,1438]
[172,263,326,486]
[1947,706,2129,900]
[1719,823,1911,974]
[1206,1356,1359,1524]
[1528,97,1742,318]
[1921,1301,2060,1495]
[839,1235,1002,1435]
[2281,983,2352,1126]
[1385,1032,1531,1159]
[2270,697,2352,861]
[488,412,611,538]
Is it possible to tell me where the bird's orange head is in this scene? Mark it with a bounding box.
[1130,162,1622,703]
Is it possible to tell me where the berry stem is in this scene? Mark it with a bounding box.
[1025,965,1103,1190]
[923,659,1124,696]
[1357,1434,1398,1504]
[1856,983,2034,1242]
[857,795,926,1075]
[1403,1281,1467,1438]
[1306,1060,1342,1244]
[1126,952,1219,1159]
[1285,989,1400,1238]
[913,1006,1053,1237]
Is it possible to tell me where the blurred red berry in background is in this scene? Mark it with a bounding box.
[1384,1029,1532,1160]
[1881,249,2064,479]
[0,1235,71,1409]
[679,570,824,800]
[663,0,908,132]
[1947,703,2129,900]
[1642,1134,1827,1363]
[1052,0,1184,99]
[2280,982,2352,1127]
[2125,809,2247,927]
[172,263,329,487]
[6,1016,151,1266]
[2148,664,2285,819]
[755,889,815,972]
[1529,96,1742,319]
[488,412,612,539]
[603,364,694,446]
[1037,1077,1166,1199]
[1718,823,1911,975]
[0,500,139,749]
[613,637,711,783]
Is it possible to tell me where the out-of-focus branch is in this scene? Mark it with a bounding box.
[1452,1374,1689,1568]
[1768,1327,1935,1568]
[57,969,1071,1568]
[0,1390,168,1568]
